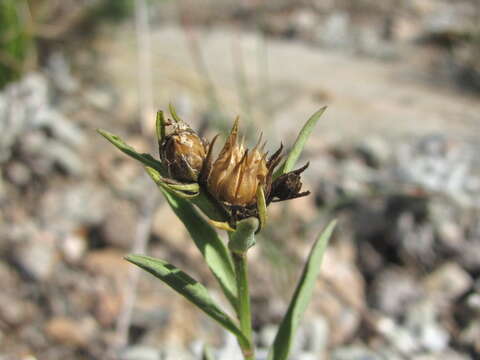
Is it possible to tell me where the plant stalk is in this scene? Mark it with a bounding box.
[232,251,254,360]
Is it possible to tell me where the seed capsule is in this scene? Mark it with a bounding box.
[207,119,268,206]
[160,121,207,183]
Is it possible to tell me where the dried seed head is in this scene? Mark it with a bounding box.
[207,119,268,206]
[160,121,207,182]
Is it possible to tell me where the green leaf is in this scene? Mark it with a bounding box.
[97,129,165,174]
[125,254,248,348]
[145,167,199,199]
[169,103,182,123]
[273,107,326,178]
[151,177,238,309]
[267,220,336,360]
[256,186,267,232]
[156,110,166,144]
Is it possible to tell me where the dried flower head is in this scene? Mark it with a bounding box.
[206,118,268,206]
[203,118,310,223]
[160,120,207,183]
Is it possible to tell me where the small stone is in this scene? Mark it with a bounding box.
[372,267,422,315]
[60,229,87,264]
[85,86,116,110]
[460,320,480,353]
[331,344,382,360]
[376,316,419,354]
[0,295,37,326]
[294,352,318,360]
[95,292,122,327]
[423,262,472,302]
[466,293,480,312]
[5,162,31,186]
[404,300,449,353]
[355,136,391,168]
[45,316,95,347]
[13,231,56,281]
[259,324,278,348]
[83,249,130,281]
[304,316,329,355]
[121,345,160,360]
[101,200,138,249]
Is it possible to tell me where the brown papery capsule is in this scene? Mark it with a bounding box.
[160,123,206,183]
[207,119,268,206]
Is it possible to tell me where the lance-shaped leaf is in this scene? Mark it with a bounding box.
[146,167,238,308]
[156,110,166,144]
[125,255,248,349]
[97,129,165,174]
[267,220,336,360]
[146,167,199,199]
[273,107,326,179]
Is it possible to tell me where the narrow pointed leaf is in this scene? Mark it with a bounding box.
[125,254,248,348]
[97,129,165,174]
[267,220,336,360]
[273,107,326,179]
[256,186,267,231]
[148,173,237,308]
[156,110,166,144]
[169,103,182,122]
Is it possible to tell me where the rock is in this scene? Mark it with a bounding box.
[12,231,57,281]
[47,52,79,94]
[259,324,278,348]
[322,241,365,311]
[152,203,188,244]
[423,262,472,302]
[459,320,480,353]
[466,292,480,313]
[355,136,391,168]
[101,200,138,249]
[45,316,96,348]
[60,230,87,264]
[376,316,420,354]
[4,162,31,187]
[84,86,116,111]
[0,295,37,326]
[411,351,470,360]
[404,300,449,353]
[161,346,193,360]
[372,267,422,316]
[94,292,122,327]
[317,12,351,48]
[304,316,329,355]
[294,352,318,360]
[120,346,161,360]
[216,331,243,360]
[83,249,130,281]
[331,345,383,360]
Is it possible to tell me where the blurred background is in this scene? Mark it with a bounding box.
[1,0,480,359]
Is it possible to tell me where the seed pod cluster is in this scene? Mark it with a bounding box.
[159,112,310,224]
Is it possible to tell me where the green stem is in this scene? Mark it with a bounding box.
[232,251,254,360]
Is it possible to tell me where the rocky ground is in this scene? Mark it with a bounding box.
[1,1,480,359]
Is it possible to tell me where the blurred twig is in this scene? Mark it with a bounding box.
[232,28,255,138]
[110,193,156,357]
[134,0,154,133]
[177,2,226,130]
[108,0,157,357]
